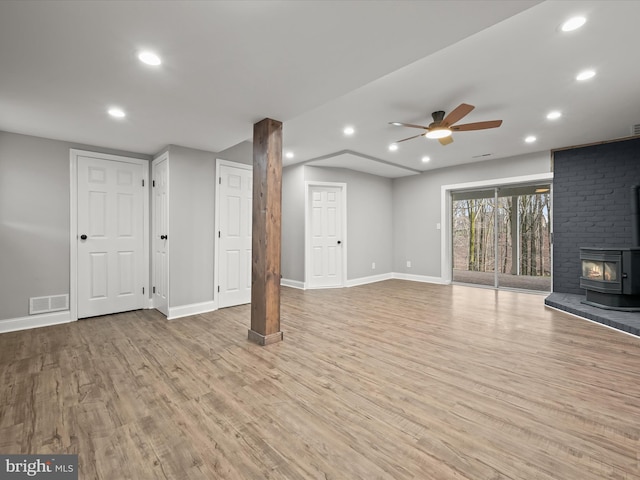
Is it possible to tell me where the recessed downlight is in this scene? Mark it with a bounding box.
[388,143,398,151]
[561,16,586,32]
[525,135,537,143]
[576,69,596,81]
[421,156,430,163]
[546,111,562,120]
[285,151,294,159]
[108,107,126,118]
[138,51,162,66]
[343,126,355,136]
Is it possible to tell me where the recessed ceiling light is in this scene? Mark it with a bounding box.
[576,69,596,81]
[535,187,550,193]
[421,156,430,163]
[546,111,562,120]
[285,151,294,159]
[391,122,403,126]
[138,51,162,66]
[388,143,398,151]
[561,16,586,32]
[108,107,126,118]
[525,135,537,143]
[343,126,355,136]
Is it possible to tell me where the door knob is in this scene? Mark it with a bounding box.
[160,235,167,240]
[337,240,342,245]
[80,234,87,240]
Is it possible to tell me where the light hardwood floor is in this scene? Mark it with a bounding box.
[1,280,639,479]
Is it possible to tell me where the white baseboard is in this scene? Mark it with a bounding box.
[346,272,393,287]
[0,310,74,334]
[168,301,217,320]
[281,278,305,289]
[392,273,447,284]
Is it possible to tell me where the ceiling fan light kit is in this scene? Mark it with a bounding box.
[390,103,503,146]
[425,128,452,139]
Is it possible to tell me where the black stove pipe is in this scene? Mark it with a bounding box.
[632,185,640,247]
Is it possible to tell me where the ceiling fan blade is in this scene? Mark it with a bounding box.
[439,136,454,146]
[389,122,429,130]
[442,103,474,127]
[396,134,425,143]
[451,120,503,131]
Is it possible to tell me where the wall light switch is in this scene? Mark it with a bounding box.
[406,261,412,268]
[372,262,376,269]
[436,223,441,230]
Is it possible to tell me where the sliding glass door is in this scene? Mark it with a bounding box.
[452,184,551,292]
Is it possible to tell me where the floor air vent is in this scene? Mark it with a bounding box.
[29,294,69,315]
[633,124,640,136]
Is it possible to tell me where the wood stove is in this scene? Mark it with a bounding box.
[580,247,640,310]
[579,185,640,311]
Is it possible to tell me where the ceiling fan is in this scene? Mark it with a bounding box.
[390,103,502,146]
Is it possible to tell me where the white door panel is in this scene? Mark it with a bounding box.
[217,163,252,308]
[308,186,344,288]
[152,156,169,315]
[78,155,145,318]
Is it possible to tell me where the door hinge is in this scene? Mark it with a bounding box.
[142,287,145,294]
[219,177,222,184]
[218,231,221,238]
[152,180,155,187]
[142,179,145,187]
[153,286,156,294]
[217,286,220,293]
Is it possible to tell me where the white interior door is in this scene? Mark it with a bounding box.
[216,162,252,308]
[152,155,169,315]
[307,185,344,288]
[77,155,146,318]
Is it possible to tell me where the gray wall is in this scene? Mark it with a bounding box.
[552,137,640,294]
[0,128,553,323]
[0,130,150,321]
[282,164,306,282]
[167,145,217,308]
[214,146,395,284]
[393,152,551,278]
[301,166,394,281]
[217,140,253,166]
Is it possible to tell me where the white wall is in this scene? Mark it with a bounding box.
[392,151,551,278]
[0,130,150,322]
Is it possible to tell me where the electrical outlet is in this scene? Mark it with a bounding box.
[372,262,376,269]
[406,260,412,268]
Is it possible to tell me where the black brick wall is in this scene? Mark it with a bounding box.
[553,137,640,294]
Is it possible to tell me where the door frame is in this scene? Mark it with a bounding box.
[151,152,169,315]
[304,181,348,289]
[214,158,253,309]
[69,149,150,321]
[440,172,553,285]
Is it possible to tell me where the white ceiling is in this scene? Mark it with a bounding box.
[1,1,639,178]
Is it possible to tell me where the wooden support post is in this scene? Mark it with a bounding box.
[249,118,284,346]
